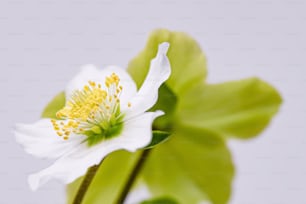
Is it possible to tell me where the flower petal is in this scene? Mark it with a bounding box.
[65,64,137,106]
[28,111,163,191]
[124,42,171,117]
[14,119,83,159]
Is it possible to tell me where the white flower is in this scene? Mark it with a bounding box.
[14,42,171,191]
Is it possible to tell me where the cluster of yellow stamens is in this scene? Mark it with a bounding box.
[51,73,128,140]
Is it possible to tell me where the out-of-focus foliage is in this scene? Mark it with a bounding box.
[140,197,179,204]
[128,29,207,95]
[66,150,141,204]
[144,130,171,149]
[177,78,282,139]
[41,92,65,119]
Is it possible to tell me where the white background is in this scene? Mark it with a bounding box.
[0,0,305,203]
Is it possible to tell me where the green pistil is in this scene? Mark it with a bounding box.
[85,118,124,147]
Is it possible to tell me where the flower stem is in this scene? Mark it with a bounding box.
[115,149,151,204]
[72,160,103,204]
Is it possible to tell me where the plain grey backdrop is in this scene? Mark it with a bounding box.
[1,0,305,203]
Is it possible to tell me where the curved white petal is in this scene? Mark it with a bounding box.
[124,42,171,118]
[28,111,163,191]
[65,64,137,106]
[14,119,84,159]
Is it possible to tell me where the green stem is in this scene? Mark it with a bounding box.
[72,160,103,204]
[115,149,151,204]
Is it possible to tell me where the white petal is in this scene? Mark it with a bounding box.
[124,42,171,117]
[65,64,137,106]
[28,111,163,191]
[14,119,84,159]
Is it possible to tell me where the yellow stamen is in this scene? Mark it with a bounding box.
[51,73,123,140]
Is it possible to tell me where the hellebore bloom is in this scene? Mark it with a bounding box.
[14,42,171,191]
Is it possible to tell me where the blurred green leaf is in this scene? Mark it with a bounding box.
[140,197,179,204]
[127,29,207,95]
[144,131,171,149]
[143,128,234,204]
[177,78,282,139]
[41,92,65,119]
[149,84,177,130]
[67,150,140,204]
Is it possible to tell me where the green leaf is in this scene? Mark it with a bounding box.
[41,92,65,119]
[127,29,207,95]
[149,84,177,131]
[143,128,234,204]
[177,78,282,139]
[140,197,179,204]
[67,150,140,204]
[144,131,171,149]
